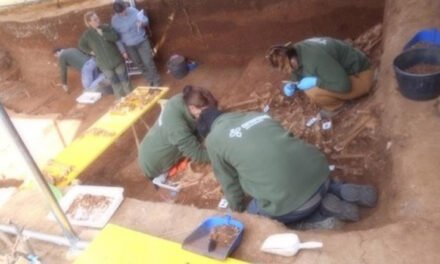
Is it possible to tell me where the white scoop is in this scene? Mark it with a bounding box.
[260,233,323,257]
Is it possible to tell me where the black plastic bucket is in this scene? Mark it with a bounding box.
[393,48,440,100]
[167,54,189,79]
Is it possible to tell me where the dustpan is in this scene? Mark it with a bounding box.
[182,215,244,260]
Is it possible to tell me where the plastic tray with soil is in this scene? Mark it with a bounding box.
[209,225,240,250]
[66,194,112,221]
[48,185,124,228]
[182,215,244,260]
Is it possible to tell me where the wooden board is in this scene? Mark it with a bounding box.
[74,224,248,264]
[42,87,168,187]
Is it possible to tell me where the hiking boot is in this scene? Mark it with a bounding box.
[320,193,359,221]
[339,184,378,208]
[292,211,345,230]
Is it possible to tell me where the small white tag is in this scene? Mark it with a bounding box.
[306,117,318,127]
[329,165,336,171]
[322,121,332,130]
[218,198,229,208]
[263,105,270,113]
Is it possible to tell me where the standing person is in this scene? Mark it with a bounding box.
[53,47,110,93]
[79,11,132,98]
[195,106,377,227]
[112,0,161,86]
[138,85,215,183]
[267,37,373,117]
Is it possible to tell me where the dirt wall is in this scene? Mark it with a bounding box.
[0,0,384,92]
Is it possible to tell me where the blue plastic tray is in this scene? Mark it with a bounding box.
[182,215,244,260]
[404,28,440,50]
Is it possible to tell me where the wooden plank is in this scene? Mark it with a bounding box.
[74,224,248,264]
[42,87,169,187]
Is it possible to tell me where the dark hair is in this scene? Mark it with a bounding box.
[285,48,297,60]
[113,0,127,14]
[182,85,218,108]
[197,106,223,138]
[266,42,296,68]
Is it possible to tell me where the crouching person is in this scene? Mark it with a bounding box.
[197,107,377,228]
[138,85,216,185]
[267,37,374,117]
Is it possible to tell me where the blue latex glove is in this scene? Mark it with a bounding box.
[297,76,318,90]
[283,82,297,97]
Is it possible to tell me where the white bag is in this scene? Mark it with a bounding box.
[260,233,323,257]
[76,91,102,104]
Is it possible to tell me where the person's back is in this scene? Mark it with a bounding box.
[273,37,374,114]
[205,112,329,216]
[295,37,370,76]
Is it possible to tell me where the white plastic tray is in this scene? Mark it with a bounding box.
[49,185,124,228]
[76,91,102,104]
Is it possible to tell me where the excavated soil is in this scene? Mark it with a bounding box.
[0,0,385,219]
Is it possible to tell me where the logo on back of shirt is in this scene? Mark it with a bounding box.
[228,114,270,138]
[229,127,242,138]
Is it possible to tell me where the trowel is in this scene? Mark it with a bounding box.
[260,233,322,257]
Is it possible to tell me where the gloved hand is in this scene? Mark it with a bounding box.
[283,82,297,97]
[297,76,318,90]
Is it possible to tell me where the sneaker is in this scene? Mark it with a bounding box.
[339,184,378,207]
[320,193,359,221]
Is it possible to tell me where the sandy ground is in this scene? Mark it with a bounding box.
[1,0,440,263]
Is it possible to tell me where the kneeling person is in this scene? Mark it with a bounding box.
[197,107,377,225]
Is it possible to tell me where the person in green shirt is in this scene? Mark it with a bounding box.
[196,106,377,226]
[267,37,374,117]
[138,85,216,183]
[53,47,110,94]
[79,11,132,99]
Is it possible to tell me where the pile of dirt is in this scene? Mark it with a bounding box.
[405,63,440,74]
